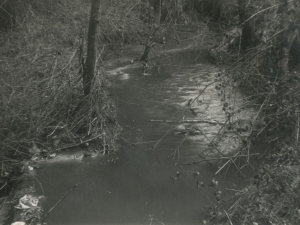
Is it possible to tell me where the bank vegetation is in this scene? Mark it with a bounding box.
[1,0,300,224]
[196,0,300,224]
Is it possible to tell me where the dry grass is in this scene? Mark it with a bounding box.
[226,147,300,225]
[200,2,300,224]
[203,145,300,225]
[0,0,152,189]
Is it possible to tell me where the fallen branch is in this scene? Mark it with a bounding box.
[149,119,224,125]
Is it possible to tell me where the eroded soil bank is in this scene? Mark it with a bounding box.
[33,27,259,225]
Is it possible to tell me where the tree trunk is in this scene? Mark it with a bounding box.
[154,0,161,25]
[238,0,252,51]
[0,1,17,31]
[277,1,297,78]
[83,0,101,96]
[276,0,298,142]
[140,36,152,61]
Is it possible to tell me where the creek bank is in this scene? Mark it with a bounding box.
[34,28,261,224]
[6,24,261,225]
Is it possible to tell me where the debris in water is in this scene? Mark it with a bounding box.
[197,180,204,190]
[215,194,221,202]
[15,195,40,209]
[193,171,200,177]
[28,166,34,171]
[11,222,25,225]
[210,178,218,187]
[170,176,177,182]
[49,153,56,158]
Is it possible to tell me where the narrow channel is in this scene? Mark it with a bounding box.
[36,35,256,225]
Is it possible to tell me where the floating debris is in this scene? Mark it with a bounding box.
[193,171,200,177]
[197,180,204,190]
[215,194,221,202]
[14,195,40,210]
[11,222,26,225]
[209,178,218,187]
[49,153,56,158]
[170,176,176,182]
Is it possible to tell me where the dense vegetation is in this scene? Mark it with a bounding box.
[1,0,300,224]
[0,0,119,190]
[196,0,300,224]
[0,0,190,223]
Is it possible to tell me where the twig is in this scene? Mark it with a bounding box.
[224,210,233,225]
[215,159,230,175]
[266,28,286,42]
[215,151,247,176]
[0,182,7,191]
[197,153,214,167]
[96,44,106,65]
[123,0,141,19]
[41,184,78,223]
[171,135,187,160]
[149,119,224,125]
[54,134,104,151]
[241,3,283,25]
[189,81,216,107]
[296,109,299,146]
[152,126,174,152]
[225,188,243,192]
[194,126,226,157]
[32,175,44,194]
[179,153,259,165]
[230,158,246,178]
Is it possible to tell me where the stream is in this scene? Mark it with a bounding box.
[36,30,257,225]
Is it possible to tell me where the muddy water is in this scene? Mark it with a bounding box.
[37,46,257,224]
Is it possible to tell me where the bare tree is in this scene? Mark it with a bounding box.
[83,0,101,96]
